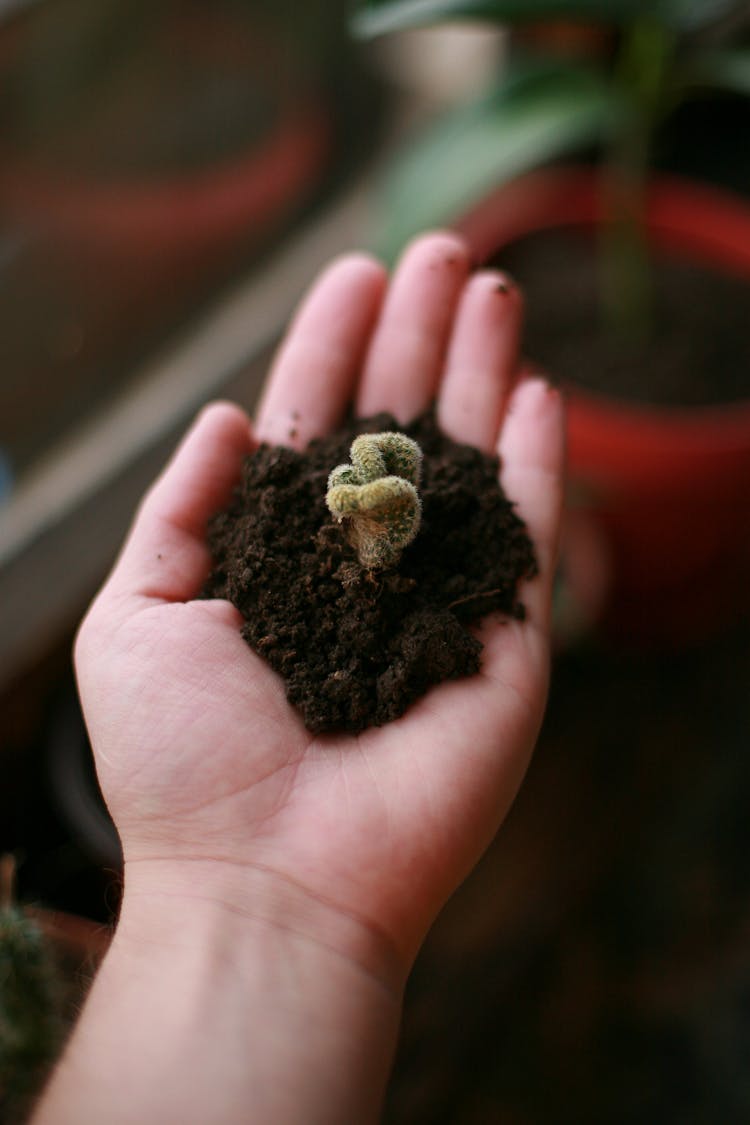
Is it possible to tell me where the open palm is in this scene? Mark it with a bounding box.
[75,233,564,976]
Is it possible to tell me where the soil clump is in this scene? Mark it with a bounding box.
[203,409,536,733]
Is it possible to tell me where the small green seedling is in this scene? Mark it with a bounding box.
[326,431,423,569]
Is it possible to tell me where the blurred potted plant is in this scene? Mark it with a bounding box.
[0,0,333,274]
[353,0,750,644]
[0,0,357,489]
[0,855,109,1123]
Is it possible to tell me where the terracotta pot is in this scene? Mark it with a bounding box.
[0,105,329,268]
[458,167,750,644]
[27,905,111,976]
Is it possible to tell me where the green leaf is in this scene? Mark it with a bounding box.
[350,0,745,36]
[352,0,647,38]
[656,0,746,32]
[373,62,622,259]
[684,48,750,97]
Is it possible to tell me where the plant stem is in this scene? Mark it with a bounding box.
[601,18,675,342]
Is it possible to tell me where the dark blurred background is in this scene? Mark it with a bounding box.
[1,2,749,1122]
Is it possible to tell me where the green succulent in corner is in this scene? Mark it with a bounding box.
[326,431,423,569]
[0,857,66,1124]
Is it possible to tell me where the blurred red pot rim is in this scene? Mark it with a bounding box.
[0,9,332,252]
[457,166,750,482]
[0,101,331,250]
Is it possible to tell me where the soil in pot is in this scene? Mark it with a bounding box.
[496,228,750,407]
[203,409,536,734]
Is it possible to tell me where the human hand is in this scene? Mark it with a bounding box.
[75,232,564,991]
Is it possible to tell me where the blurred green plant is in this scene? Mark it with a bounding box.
[352,0,750,336]
[0,857,66,1124]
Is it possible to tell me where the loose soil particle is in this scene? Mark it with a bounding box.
[203,409,536,734]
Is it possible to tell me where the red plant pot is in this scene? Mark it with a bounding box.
[0,104,330,268]
[458,168,750,644]
[0,12,332,274]
[0,8,333,475]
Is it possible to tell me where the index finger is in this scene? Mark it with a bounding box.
[104,401,254,606]
[255,253,387,449]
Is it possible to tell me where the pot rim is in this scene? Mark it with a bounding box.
[457,165,750,444]
[0,102,330,247]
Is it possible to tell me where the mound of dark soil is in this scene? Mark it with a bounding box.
[203,409,536,734]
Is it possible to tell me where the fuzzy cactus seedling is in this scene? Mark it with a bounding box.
[326,431,423,569]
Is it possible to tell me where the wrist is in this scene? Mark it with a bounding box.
[119,856,407,1001]
[36,858,403,1125]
